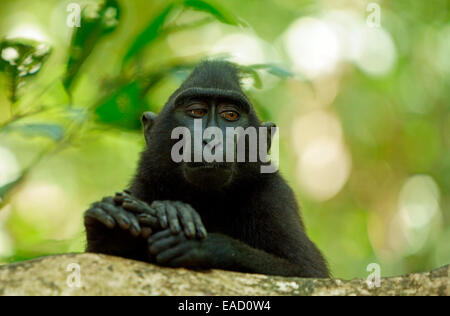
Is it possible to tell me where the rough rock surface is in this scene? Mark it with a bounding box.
[0,253,448,296]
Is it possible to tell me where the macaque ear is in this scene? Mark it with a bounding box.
[142,112,157,145]
[263,122,277,152]
[142,112,157,129]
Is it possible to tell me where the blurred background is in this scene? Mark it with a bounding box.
[0,0,449,280]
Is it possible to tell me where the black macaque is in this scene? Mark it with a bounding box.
[84,60,329,278]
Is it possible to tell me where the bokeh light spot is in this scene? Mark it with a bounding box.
[283,17,340,78]
[292,111,351,201]
[0,146,20,188]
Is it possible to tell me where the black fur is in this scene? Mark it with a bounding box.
[85,60,329,278]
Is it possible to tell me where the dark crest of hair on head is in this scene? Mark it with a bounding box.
[170,60,252,113]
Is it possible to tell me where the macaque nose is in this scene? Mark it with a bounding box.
[204,138,223,155]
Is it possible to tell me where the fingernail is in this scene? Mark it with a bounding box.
[119,216,130,226]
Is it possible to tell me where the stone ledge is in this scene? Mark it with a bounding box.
[0,253,448,296]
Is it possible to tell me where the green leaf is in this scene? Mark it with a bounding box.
[183,0,240,26]
[123,0,240,65]
[238,65,263,89]
[123,4,175,64]
[263,65,293,78]
[95,81,149,130]
[0,38,52,103]
[250,63,294,78]
[3,123,64,141]
[64,0,121,91]
[237,63,294,89]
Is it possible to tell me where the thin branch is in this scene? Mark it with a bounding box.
[0,107,47,130]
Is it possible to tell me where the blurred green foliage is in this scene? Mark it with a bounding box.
[0,0,448,280]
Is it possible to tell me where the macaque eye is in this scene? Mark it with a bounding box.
[187,109,207,118]
[221,111,240,121]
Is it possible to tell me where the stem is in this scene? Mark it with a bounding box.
[10,73,18,105]
[162,17,214,34]
[0,107,46,130]
[0,115,20,130]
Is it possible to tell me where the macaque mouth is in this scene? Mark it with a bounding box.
[186,162,230,169]
[182,161,233,190]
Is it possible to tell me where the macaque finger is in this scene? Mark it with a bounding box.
[85,207,115,229]
[176,204,195,239]
[122,198,156,216]
[128,213,141,237]
[180,203,206,239]
[149,234,183,256]
[166,203,181,234]
[138,214,158,227]
[101,196,115,204]
[168,252,196,268]
[148,229,172,244]
[152,202,168,229]
[113,194,126,205]
[156,244,188,265]
[191,210,207,239]
[122,201,142,213]
[99,203,130,230]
